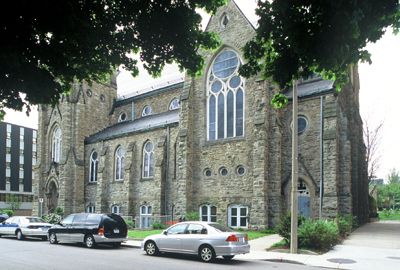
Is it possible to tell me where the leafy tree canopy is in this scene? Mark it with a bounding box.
[0,0,227,119]
[240,0,400,108]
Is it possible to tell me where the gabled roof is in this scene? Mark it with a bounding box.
[285,78,335,100]
[85,109,179,144]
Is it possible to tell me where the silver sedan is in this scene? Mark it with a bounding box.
[141,221,250,262]
[0,216,52,240]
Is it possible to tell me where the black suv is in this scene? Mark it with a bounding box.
[48,213,128,248]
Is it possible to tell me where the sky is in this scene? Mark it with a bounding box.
[3,0,400,180]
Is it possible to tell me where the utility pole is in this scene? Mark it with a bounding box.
[290,80,298,254]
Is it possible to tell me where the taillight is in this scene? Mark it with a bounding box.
[244,235,248,241]
[98,227,104,236]
[226,234,238,242]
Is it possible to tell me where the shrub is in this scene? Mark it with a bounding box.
[237,227,244,231]
[151,222,165,229]
[44,213,62,224]
[125,220,135,228]
[2,209,14,217]
[185,211,200,221]
[260,229,276,234]
[275,210,306,246]
[298,219,339,250]
[55,207,64,217]
[383,209,392,217]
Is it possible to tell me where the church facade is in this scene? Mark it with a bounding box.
[32,0,369,229]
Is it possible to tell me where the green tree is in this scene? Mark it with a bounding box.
[239,0,400,107]
[387,168,400,184]
[5,194,22,211]
[0,0,227,120]
[377,168,400,209]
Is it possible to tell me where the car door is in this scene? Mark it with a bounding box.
[157,223,188,252]
[69,214,88,242]
[9,217,20,235]
[56,215,75,241]
[0,217,14,235]
[181,224,208,254]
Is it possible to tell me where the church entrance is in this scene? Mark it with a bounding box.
[297,180,310,218]
[46,181,58,213]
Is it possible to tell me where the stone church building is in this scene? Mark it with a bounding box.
[32,0,369,229]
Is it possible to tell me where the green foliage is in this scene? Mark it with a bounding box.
[128,230,164,239]
[275,210,306,246]
[151,222,166,229]
[185,211,200,221]
[0,0,227,119]
[55,207,64,216]
[125,220,135,228]
[382,209,392,217]
[5,194,22,211]
[44,213,62,224]
[378,211,400,221]
[240,0,400,108]
[260,229,276,234]
[2,210,14,217]
[298,219,339,250]
[377,170,400,209]
[336,214,357,237]
[237,227,244,231]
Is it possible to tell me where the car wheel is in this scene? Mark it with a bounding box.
[145,241,159,256]
[16,230,25,240]
[85,235,96,248]
[199,245,215,262]
[49,232,58,244]
[223,255,234,260]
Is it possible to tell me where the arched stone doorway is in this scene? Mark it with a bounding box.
[297,180,311,218]
[46,180,59,213]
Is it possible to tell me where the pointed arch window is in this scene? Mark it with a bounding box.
[115,147,125,181]
[207,49,245,140]
[89,151,98,182]
[143,141,154,178]
[52,127,62,163]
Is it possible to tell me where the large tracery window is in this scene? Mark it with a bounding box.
[115,146,125,181]
[207,49,244,141]
[52,127,62,163]
[89,151,98,182]
[142,141,154,178]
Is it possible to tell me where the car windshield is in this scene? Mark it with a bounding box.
[208,223,235,232]
[24,218,46,223]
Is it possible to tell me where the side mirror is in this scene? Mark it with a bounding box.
[163,230,168,235]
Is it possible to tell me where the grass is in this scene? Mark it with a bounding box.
[128,229,275,240]
[378,211,400,220]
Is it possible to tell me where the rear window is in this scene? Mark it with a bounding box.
[85,214,102,226]
[103,214,127,229]
[208,223,235,232]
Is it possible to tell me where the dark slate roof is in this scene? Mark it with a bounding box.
[285,78,335,100]
[85,109,179,144]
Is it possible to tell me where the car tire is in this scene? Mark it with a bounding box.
[145,241,159,256]
[16,230,25,240]
[199,245,215,262]
[223,255,234,260]
[85,235,96,248]
[49,232,58,244]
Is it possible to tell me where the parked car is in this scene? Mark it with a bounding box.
[48,213,128,248]
[0,212,9,223]
[0,216,52,240]
[141,221,250,262]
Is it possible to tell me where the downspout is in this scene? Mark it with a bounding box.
[319,96,324,220]
[165,126,170,216]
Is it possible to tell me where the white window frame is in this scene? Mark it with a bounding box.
[200,205,217,222]
[142,106,152,116]
[115,147,125,181]
[87,205,95,213]
[142,141,154,178]
[228,205,248,229]
[207,49,245,141]
[112,205,120,215]
[118,112,127,122]
[169,99,180,110]
[140,205,152,229]
[52,127,62,163]
[89,151,98,182]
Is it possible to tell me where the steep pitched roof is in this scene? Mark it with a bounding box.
[285,77,335,100]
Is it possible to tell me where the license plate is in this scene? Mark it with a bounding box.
[239,237,244,242]
[113,229,119,233]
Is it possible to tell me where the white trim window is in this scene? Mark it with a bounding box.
[112,205,120,215]
[52,127,62,163]
[89,151,98,182]
[228,205,248,228]
[115,147,125,181]
[207,49,244,141]
[140,205,152,229]
[142,106,152,116]
[87,205,95,213]
[200,205,217,222]
[169,99,180,110]
[142,141,154,178]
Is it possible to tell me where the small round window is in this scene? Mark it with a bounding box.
[142,106,152,116]
[118,113,127,122]
[220,168,228,176]
[298,117,308,133]
[169,99,180,110]
[205,169,212,177]
[237,167,245,175]
[213,50,239,79]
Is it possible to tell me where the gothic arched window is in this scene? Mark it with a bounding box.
[89,151,98,182]
[207,49,244,140]
[115,146,125,181]
[143,141,154,178]
[52,127,62,163]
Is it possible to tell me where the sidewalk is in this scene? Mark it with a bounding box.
[123,221,400,269]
